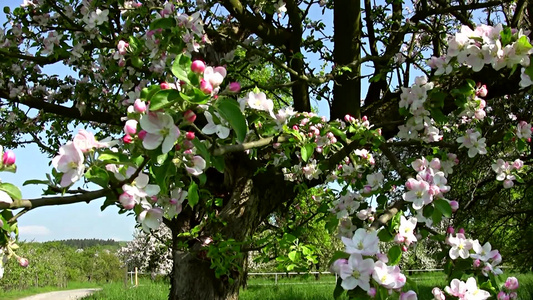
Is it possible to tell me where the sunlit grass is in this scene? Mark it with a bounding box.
[56,272,533,300]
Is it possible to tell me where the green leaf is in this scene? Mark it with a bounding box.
[211,155,225,173]
[214,198,223,207]
[288,251,298,262]
[431,108,448,124]
[500,27,512,46]
[301,143,316,162]
[98,152,129,162]
[101,194,117,211]
[0,183,22,201]
[23,179,49,186]
[85,167,110,188]
[156,153,168,165]
[150,89,181,110]
[387,245,402,265]
[171,54,191,85]
[434,199,452,218]
[378,228,394,242]
[216,99,248,143]
[128,36,141,52]
[188,182,199,208]
[150,17,176,30]
[3,6,11,14]
[333,277,345,299]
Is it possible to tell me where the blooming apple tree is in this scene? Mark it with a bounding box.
[0,0,532,299]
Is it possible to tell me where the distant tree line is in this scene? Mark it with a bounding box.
[54,238,123,249]
[0,241,124,292]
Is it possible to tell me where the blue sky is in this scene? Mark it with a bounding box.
[1,1,136,242]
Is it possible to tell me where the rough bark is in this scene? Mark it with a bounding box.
[167,152,297,300]
[331,0,361,120]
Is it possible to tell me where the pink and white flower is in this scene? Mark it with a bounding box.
[339,253,374,291]
[185,155,206,176]
[52,142,85,187]
[342,228,379,256]
[138,207,164,232]
[139,112,180,153]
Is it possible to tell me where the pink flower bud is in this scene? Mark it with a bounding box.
[363,185,372,194]
[3,150,16,166]
[513,159,524,170]
[183,140,194,150]
[160,82,171,90]
[394,234,406,244]
[316,146,323,153]
[151,196,158,202]
[367,287,377,298]
[429,158,441,170]
[134,99,147,113]
[119,192,135,209]
[184,149,193,155]
[503,179,514,189]
[458,228,465,234]
[432,288,445,300]
[473,259,481,268]
[138,130,147,140]
[185,131,195,140]
[362,115,368,122]
[228,82,241,93]
[476,84,488,97]
[497,291,510,300]
[273,143,281,149]
[447,226,455,234]
[191,60,206,74]
[200,79,213,94]
[344,114,354,122]
[400,290,417,300]
[183,110,197,124]
[505,277,519,290]
[292,125,299,131]
[509,292,517,299]
[18,257,29,268]
[124,120,138,135]
[401,245,408,252]
[123,135,134,144]
[450,200,459,212]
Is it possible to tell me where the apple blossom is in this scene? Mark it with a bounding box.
[516,121,532,139]
[139,112,180,153]
[228,82,241,93]
[202,111,230,139]
[185,155,206,176]
[138,207,164,232]
[73,129,98,152]
[2,150,15,166]
[505,277,519,290]
[17,257,29,268]
[397,216,418,246]
[448,233,473,259]
[432,287,446,300]
[339,253,374,291]
[372,261,406,289]
[0,191,12,205]
[203,66,226,88]
[400,290,417,300]
[52,142,85,187]
[342,228,379,256]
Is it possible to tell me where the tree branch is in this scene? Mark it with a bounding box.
[1,189,110,210]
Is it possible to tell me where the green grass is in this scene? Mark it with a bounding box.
[11,273,532,300]
[0,281,100,300]
[81,280,168,300]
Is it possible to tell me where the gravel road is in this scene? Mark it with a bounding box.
[17,288,102,300]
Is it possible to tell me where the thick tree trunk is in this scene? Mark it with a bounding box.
[168,250,244,300]
[166,153,297,300]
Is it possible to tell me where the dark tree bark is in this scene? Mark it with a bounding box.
[167,152,297,300]
[331,0,361,120]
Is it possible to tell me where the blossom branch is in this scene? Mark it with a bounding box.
[0,188,110,210]
[212,135,289,156]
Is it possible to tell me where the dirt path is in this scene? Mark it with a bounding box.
[17,288,102,300]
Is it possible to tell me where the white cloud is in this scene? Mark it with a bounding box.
[19,225,51,236]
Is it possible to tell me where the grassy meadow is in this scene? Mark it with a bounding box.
[75,272,533,300]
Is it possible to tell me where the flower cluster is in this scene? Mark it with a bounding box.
[397,76,442,142]
[446,230,503,277]
[429,24,533,88]
[492,158,525,188]
[332,229,410,296]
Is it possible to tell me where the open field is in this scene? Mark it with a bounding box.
[77,272,533,300]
